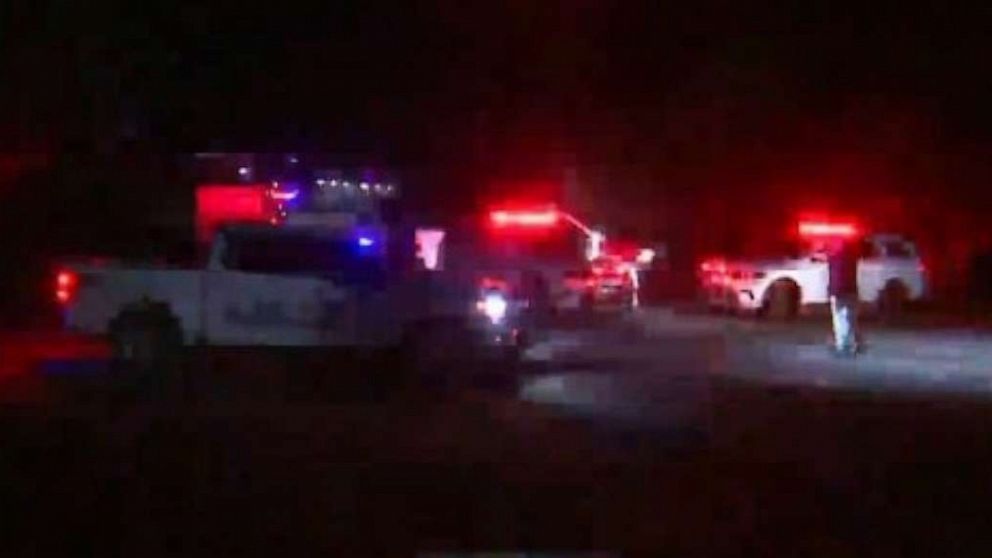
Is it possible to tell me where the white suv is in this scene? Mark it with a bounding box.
[703,233,926,318]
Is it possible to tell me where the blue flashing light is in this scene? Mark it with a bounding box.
[357,236,375,247]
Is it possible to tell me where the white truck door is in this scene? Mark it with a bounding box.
[856,237,877,302]
[314,280,361,346]
[858,258,884,303]
[793,257,829,304]
[204,271,330,346]
[345,283,400,347]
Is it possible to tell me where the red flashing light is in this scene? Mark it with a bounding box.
[480,276,510,292]
[489,209,559,227]
[798,221,860,238]
[698,257,729,288]
[55,270,78,305]
[196,184,280,242]
[591,256,627,276]
[700,258,726,274]
[56,272,75,289]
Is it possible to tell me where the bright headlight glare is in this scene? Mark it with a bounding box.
[479,293,508,324]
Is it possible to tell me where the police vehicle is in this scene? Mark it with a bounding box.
[56,182,526,376]
[702,224,927,319]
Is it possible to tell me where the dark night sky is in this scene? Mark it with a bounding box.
[2,1,992,237]
[4,2,991,149]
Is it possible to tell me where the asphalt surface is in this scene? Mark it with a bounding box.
[4,310,992,555]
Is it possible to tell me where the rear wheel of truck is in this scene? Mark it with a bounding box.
[877,280,909,323]
[763,280,799,321]
[477,343,523,393]
[402,320,521,394]
[580,290,595,312]
[401,320,467,391]
[108,302,184,399]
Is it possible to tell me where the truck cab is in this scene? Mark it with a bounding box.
[60,223,526,370]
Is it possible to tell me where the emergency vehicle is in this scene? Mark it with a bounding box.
[442,205,631,316]
[701,222,927,319]
[56,182,526,374]
[562,256,637,310]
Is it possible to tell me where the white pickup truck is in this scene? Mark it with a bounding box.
[703,233,927,319]
[58,224,526,371]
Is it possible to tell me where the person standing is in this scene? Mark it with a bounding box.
[828,238,861,355]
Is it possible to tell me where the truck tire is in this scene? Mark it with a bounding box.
[576,291,596,326]
[401,319,470,391]
[402,320,521,393]
[108,302,184,396]
[878,280,909,322]
[763,280,799,321]
[478,345,523,394]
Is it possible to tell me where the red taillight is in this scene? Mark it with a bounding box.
[699,258,726,279]
[55,270,78,305]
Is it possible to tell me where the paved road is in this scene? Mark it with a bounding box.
[633,307,992,396]
[4,314,992,554]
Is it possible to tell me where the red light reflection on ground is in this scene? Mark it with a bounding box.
[0,333,111,377]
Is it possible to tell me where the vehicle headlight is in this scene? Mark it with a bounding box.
[477,292,508,324]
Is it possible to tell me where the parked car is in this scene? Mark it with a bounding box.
[702,233,926,319]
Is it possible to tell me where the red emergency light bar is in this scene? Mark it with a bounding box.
[489,209,560,227]
[797,221,860,238]
[196,184,281,243]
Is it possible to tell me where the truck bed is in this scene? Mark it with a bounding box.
[67,266,204,343]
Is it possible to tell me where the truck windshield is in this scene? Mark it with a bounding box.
[226,233,384,284]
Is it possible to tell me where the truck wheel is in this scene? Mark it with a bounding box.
[878,281,908,322]
[580,291,595,316]
[764,281,799,321]
[108,303,184,397]
[401,320,468,391]
[482,345,523,394]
